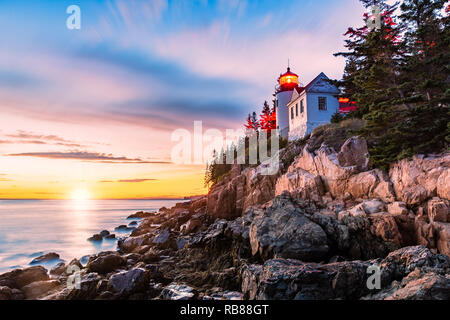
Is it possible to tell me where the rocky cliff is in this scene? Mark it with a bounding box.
[207,136,449,258]
[0,136,448,300]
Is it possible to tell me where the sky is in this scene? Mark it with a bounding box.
[0,0,367,199]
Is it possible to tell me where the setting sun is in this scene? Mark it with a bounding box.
[70,189,91,201]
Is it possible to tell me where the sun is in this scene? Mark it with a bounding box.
[70,189,91,201]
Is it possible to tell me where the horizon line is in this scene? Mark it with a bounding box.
[0,197,202,201]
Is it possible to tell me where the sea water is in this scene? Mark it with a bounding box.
[0,199,182,273]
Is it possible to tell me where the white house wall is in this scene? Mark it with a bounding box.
[276,90,293,138]
[288,93,308,139]
[288,92,339,141]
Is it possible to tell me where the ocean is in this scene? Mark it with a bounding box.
[0,199,183,273]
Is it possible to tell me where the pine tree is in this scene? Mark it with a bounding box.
[335,0,449,169]
[399,0,449,104]
[260,101,272,131]
[387,0,450,161]
[270,100,277,131]
[251,112,260,131]
[244,114,254,130]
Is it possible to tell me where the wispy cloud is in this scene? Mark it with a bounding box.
[0,69,45,89]
[100,178,158,183]
[33,192,64,195]
[7,151,170,164]
[3,131,86,147]
[0,174,11,182]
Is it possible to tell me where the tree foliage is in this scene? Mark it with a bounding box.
[335,0,449,169]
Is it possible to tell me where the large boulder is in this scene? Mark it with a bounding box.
[241,258,371,300]
[86,253,126,274]
[389,153,449,204]
[275,168,324,203]
[337,136,370,171]
[369,214,403,247]
[206,174,244,220]
[107,268,148,295]
[22,280,60,299]
[181,217,203,235]
[0,286,12,300]
[378,245,450,280]
[414,216,436,249]
[247,196,328,261]
[148,228,178,250]
[50,262,66,276]
[310,144,359,197]
[388,202,408,216]
[119,234,151,253]
[161,283,196,300]
[288,137,376,200]
[62,272,102,300]
[242,246,450,300]
[206,161,280,220]
[437,169,449,200]
[127,211,156,219]
[242,162,281,210]
[433,222,450,256]
[347,170,395,202]
[427,198,449,223]
[0,266,49,289]
[364,269,450,300]
[29,252,60,265]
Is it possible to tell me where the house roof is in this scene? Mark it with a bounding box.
[287,72,338,107]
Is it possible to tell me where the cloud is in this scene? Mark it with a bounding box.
[7,151,170,164]
[3,131,86,147]
[0,69,44,89]
[33,192,64,195]
[105,0,168,32]
[0,43,253,132]
[0,174,11,182]
[100,178,158,183]
[7,131,71,142]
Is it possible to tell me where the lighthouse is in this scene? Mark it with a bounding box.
[276,67,299,138]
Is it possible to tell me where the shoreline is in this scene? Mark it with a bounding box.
[0,199,183,274]
[0,137,448,300]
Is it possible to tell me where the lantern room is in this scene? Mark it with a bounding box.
[277,67,299,92]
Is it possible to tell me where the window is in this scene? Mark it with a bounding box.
[291,106,294,120]
[295,103,298,117]
[318,97,327,111]
[300,100,304,113]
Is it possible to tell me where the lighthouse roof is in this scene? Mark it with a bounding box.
[278,67,298,79]
[277,67,299,92]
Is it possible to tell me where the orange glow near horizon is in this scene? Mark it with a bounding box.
[0,112,208,200]
[70,188,91,201]
[0,169,207,200]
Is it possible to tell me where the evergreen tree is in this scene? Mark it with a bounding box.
[251,112,260,131]
[270,100,277,130]
[260,101,273,131]
[244,113,253,130]
[399,0,449,103]
[387,0,450,161]
[334,0,449,169]
[331,111,345,123]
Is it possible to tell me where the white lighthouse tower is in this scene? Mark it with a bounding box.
[276,67,299,138]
